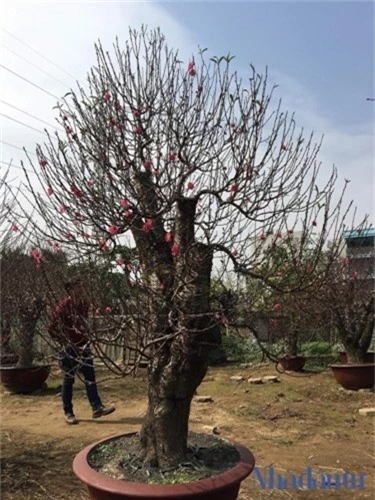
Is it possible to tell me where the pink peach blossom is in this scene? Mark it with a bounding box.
[187,62,196,77]
[171,244,180,257]
[108,224,119,236]
[142,219,154,233]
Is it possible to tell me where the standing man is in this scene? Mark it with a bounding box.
[49,278,115,424]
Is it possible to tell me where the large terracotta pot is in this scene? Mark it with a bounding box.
[330,363,375,390]
[279,356,306,372]
[338,352,375,364]
[73,433,255,500]
[0,365,51,393]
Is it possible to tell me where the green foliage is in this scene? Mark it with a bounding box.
[221,334,262,363]
[300,341,336,356]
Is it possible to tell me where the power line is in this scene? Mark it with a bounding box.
[0,159,34,174]
[1,112,50,137]
[0,140,37,156]
[0,27,77,81]
[0,64,59,100]
[2,44,71,89]
[0,99,63,131]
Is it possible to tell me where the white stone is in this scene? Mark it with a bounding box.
[230,376,245,382]
[247,377,263,384]
[358,407,375,416]
[195,396,213,403]
[262,375,280,383]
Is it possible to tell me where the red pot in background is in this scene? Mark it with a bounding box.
[279,356,306,372]
[0,365,51,393]
[73,433,255,500]
[331,363,375,390]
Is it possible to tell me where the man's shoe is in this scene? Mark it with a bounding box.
[65,413,78,425]
[92,405,115,419]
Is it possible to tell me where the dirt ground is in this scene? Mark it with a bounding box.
[1,364,374,499]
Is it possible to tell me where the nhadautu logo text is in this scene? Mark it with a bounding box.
[253,466,366,491]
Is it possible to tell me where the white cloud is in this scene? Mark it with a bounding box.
[269,70,373,223]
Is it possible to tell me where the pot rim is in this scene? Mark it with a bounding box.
[73,432,255,498]
[330,363,375,368]
[0,364,51,371]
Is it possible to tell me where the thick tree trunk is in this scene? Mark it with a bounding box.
[341,309,374,364]
[345,345,367,364]
[286,331,298,357]
[140,240,218,469]
[140,352,206,468]
[17,317,37,367]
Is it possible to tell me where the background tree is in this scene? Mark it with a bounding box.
[318,254,374,364]
[0,245,66,367]
[241,232,329,359]
[12,27,357,469]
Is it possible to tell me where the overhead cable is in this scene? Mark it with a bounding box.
[0,64,59,100]
[0,27,77,81]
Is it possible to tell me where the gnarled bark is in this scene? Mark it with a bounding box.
[140,241,219,468]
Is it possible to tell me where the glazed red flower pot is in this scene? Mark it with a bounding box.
[73,433,255,500]
[331,363,375,390]
[279,356,305,372]
[338,352,375,364]
[0,365,51,393]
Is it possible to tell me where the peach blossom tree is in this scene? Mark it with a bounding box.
[13,27,355,468]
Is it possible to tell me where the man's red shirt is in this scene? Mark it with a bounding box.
[48,297,89,346]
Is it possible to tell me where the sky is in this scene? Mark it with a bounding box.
[0,0,373,224]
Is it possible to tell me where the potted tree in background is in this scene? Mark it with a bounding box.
[10,27,360,500]
[241,232,329,372]
[324,251,374,390]
[0,244,66,393]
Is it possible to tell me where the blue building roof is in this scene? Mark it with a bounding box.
[343,228,375,240]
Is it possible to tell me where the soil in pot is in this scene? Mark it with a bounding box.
[73,432,255,500]
[279,356,306,372]
[331,363,375,390]
[0,365,51,393]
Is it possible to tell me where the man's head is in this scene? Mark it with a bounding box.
[64,278,85,302]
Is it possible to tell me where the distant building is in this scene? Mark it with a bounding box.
[343,228,375,281]
[250,230,305,267]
